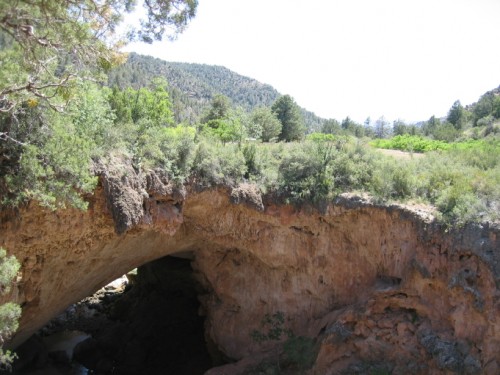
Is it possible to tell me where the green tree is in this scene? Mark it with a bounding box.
[0,0,197,115]
[108,86,134,125]
[423,115,441,137]
[202,94,232,123]
[272,95,305,142]
[374,116,390,138]
[321,119,341,135]
[392,119,406,135]
[204,118,242,145]
[340,117,364,137]
[0,82,125,209]
[250,107,282,142]
[447,100,467,130]
[341,116,354,131]
[493,96,500,119]
[200,97,249,145]
[109,79,173,128]
[364,119,376,138]
[71,83,116,154]
[134,79,173,127]
[4,109,98,209]
[433,122,460,142]
[0,248,21,370]
[473,92,496,125]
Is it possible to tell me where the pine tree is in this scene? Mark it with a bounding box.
[272,95,305,142]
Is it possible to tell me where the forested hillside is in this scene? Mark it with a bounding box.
[108,53,324,130]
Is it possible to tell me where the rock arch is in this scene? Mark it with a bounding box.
[1,166,499,372]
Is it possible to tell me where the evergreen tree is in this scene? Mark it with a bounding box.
[341,117,364,137]
[392,119,409,136]
[321,119,341,135]
[447,100,467,130]
[250,107,282,142]
[423,115,441,136]
[473,92,496,125]
[272,95,305,142]
[374,116,390,138]
[341,116,354,130]
[202,95,232,123]
[0,0,198,115]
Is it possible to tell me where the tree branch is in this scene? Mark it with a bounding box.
[0,132,26,146]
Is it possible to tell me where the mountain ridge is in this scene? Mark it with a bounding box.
[108,52,324,131]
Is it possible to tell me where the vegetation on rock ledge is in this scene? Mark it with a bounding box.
[0,1,499,227]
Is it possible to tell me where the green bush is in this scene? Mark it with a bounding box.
[370,158,418,201]
[2,79,498,228]
[71,83,116,156]
[246,142,284,191]
[5,113,98,210]
[435,185,486,225]
[306,132,335,142]
[135,125,196,182]
[192,138,246,186]
[243,143,257,179]
[282,336,318,371]
[278,141,334,204]
[329,141,375,193]
[371,135,450,152]
[0,248,21,370]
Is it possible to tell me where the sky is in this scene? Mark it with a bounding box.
[127,0,500,123]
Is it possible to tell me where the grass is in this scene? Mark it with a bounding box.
[370,134,500,154]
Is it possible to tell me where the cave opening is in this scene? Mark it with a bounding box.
[13,254,221,375]
[86,254,215,374]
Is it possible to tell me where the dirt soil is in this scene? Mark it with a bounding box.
[377,148,425,159]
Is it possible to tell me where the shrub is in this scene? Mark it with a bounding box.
[278,141,334,204]
[139,125,196,182]
[71,83,116,156]
[247,142,284,191]
[371,135,450,152]
[306,132,335,142]
[0,248,21,370]
[282,336,318,371]
[329,141,375,193]
[435,185,485,225]
[242,143,257,179]
[192,138,246,186]
[5,115,97,210]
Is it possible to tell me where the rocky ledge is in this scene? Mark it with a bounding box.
[0,159,499,374]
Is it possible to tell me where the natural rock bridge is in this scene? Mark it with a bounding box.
[1,163,499,373]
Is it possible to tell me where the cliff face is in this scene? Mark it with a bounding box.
[1,163,499,374]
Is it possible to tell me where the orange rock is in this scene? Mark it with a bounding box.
[0,169,498,373]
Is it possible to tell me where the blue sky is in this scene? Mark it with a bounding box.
[127,0,500,123]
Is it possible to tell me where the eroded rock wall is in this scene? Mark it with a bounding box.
[0,164,499,373]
